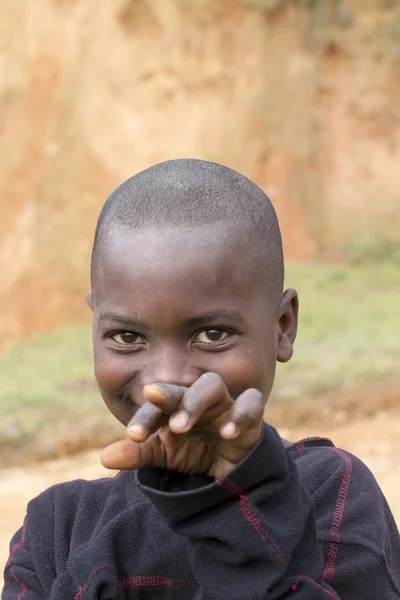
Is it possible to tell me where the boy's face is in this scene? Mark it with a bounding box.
[89,222,298,426]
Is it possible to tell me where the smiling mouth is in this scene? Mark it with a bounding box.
[119,391,140,414]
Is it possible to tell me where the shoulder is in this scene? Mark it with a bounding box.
[289,438,364,497]
[4,471,141,595]
[289,436,380,493]
[26,469,138,523]
[23,470,141,557]
[289,439,399,552]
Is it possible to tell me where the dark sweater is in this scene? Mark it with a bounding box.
[3,423,400,599]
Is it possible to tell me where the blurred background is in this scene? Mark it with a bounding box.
[1,0,399,571]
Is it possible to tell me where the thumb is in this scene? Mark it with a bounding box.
[101,439,148,470]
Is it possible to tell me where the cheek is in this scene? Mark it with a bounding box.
[93,347,132,396]
[94,351,114,392]
[217,342,277,400]
[94,351,139,425]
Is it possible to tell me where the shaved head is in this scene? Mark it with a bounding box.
[91,159,284,303]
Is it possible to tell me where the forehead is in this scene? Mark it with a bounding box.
[93,223,264,308]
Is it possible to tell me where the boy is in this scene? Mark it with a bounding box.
[3,159,400,599]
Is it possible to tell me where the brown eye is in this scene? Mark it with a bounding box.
[111,332,145,345]
[195,329,229,343]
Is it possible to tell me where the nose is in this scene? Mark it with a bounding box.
[140,344,201,389]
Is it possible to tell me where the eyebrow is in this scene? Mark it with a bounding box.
[98,313,148,330]
[183,311,246,328]
[97,310,246,330]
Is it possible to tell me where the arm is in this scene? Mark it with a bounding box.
[138,423,400,599]
[103,375,400,599]
[305,444,400,599]
[137,423,340,599]
[2,518,46,600]
[2,485,74,600]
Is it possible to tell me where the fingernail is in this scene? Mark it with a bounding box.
[170,411,189,430]
[148,384,165,396]
[222,422,237,437]
[129,424,145,436]
[144,384,165,398]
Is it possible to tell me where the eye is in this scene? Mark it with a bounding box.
[194,328,229,344]
[111,331,145,345]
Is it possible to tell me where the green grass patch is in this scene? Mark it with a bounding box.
[0,324,121,464]
[0,325,95,417]
[275,262,400,401]
[0,261,399,464]
[243,0,313,11]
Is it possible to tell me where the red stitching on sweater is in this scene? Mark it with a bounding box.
[239,492,287,566]
[292,575,338,599]
[322,448,353,584]
[217,476,287,567]
[74,564,198,599]
[120,576,198,589]
[74,563,114,600]
[6,516,28,600]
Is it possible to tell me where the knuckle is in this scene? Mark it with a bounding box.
[190,372,226,402]
[199,372,225,395]
[200,371,224,388]
[136,402,160,423]
[234,389,265,422]
[248,388,264,401]
[233,407,251,422]
[247,388,265,408]
[180,392,202,417]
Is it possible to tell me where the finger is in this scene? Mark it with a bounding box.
[101,436,165,471]
[143,383,187,413]
[127,400,164,441]
[101,439,142,470]
[168,372,232,433]
[220,388,265,441]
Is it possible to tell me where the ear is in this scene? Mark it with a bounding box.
[277,288,299,363]
[87,291,94,312]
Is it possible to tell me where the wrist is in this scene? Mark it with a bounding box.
[136,423,288,527]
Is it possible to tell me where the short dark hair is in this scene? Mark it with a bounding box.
[91,159,284,301]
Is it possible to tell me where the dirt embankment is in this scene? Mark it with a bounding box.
[1,0,400,351]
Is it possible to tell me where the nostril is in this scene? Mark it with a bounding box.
[140,350,205,389]
[141,370,202,390]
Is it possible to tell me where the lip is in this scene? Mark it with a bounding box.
[116,387,141,415]
[122,391,142,412]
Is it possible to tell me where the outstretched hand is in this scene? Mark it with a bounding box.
[101,373,266,480]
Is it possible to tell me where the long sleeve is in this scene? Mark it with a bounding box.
[2,518,46,600]
[137,423,400,599]
[3,428,399,599]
